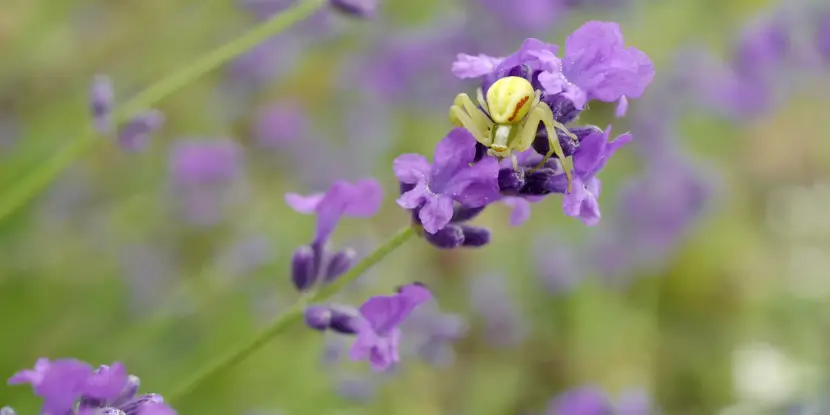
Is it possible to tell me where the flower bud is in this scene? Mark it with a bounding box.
[304,306,332,331]
[460,225,490,247]
[324,248,356,282]
[291,245,317,292]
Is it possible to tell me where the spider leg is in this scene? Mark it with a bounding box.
[454,93,491,132]
[450,93,491,146]
[476,88,490,115]
[532,104,574,193]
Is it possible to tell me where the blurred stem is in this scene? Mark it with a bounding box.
[0,0,326,223]
[167,226,417,405]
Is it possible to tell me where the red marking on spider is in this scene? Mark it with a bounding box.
[507,96,530,122]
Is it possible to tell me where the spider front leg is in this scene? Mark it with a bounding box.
[450,93,491,145]
[517,105,574,193]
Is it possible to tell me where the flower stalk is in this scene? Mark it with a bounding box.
[167,225,416,405]
[0,0,326,223]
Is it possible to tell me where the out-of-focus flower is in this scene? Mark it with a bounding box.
[473,0,566,35]
[469,274,529,347]
[90,74,115,134]
[7,359,175,415]
[733,342,801,407]
[401,300,468,367]
[303,284,433,372]
[394,128,500,234]
[252,102,309,150]
[534,236,585,294]
[217,234,275,278]
[118,110,165,152]
[818,10,830,60]
[546,386,655,415]
[168,139,247,226]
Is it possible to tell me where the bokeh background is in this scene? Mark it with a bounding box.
[2,0,830,414]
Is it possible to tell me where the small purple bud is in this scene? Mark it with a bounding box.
[451,205,487,223]
[1,407,17,415]
[118,109,164,152]
[90,74,115,134]
[498,168,525,194]
[424,224,465,249]
[329,0,376,17]
[329,305,359,335]
[291,245,317,291]
[324,248,356,282]
[304,306,332,331]
[460,225,490,247]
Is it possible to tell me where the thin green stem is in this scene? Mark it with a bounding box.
[0,0,326,223]
[167,226,416,404]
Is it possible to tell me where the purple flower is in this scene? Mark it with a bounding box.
[252,102,309,150]
[8,359,175,415]
[561,126,632,226]
[90,74,115,134]
[451,53,504,79]
[475,0,566,34]
[118,110,165,152]
[732,15,790,81]
[817,11,830,60]
[394,128,500,234]
[349,284,433,371]
[400,300,468,367]
[329,0,376,17]
[546,386,612,415]
[285,178,383,245]
[536,21,654,109]
[469,274,528,347]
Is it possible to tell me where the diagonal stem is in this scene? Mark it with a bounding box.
[167,226,416,405]
[0,0,326,223]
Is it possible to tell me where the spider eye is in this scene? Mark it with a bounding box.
[485,76,535,124]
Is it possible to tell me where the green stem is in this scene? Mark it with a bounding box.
[0,0,326,223]
[167,226,416,404]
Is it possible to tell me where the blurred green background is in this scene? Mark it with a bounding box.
[1,0,829,414]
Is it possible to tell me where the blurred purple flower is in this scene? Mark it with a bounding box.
[469,274,529,347]
[394,128,500,234]
[818,11,830,60]
[534,236,585,293]
[217,234,275,278]
[8,359,175,415]
[474,0,566,35]
[349,284,433,371]
[403,302,468,367]
[616,388,654,415]
[535,21,654,110]
[118,109,165,152]
[546,386,612,415]
[285,178,383,246]
[90,74,115,134]
[168,139,247,226]
[253,102,309,150]
[562,126,632,226]
[732,14,790,82]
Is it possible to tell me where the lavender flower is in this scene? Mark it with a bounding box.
[401,301,468,367]
[7,359,175,415]
[252,102,309,150]
[168,139,246,226]
[303,284,433,372]
[561,126,632,226]
[473,0,566,35]
[90,74,115,134]
[818,10,830,60]
[349,284,433,371]
[285,179,381,290]
[118,110,165,152]
[546,386,655,415]
[469,274,529,347]
[394,128,500,234]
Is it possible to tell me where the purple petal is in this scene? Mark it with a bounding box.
[494,38,560,73]
[562,177,587,217]
[443,157,501,207]
[358,284,433,334]
[396,182,429,210]
[285,193,324,213]
[451,53,504,79]
[502,197,532,226]
[137,402,178,415]
[563,21,655,105]
[548,386,611,415]
[418,194,455,234]
[8,358,50,386]
[393,154,431,184]
[615,95,629,117]
[83,363,128,401]
[431,128,478,183]
[36,359,94,414]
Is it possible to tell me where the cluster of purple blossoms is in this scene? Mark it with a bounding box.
[89,75,164,152]
[5,359,175,415]
[392,21,653,248]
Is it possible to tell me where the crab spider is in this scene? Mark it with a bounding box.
[449,76,577,192]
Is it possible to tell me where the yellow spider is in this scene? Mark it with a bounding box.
[449,76,577,192]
